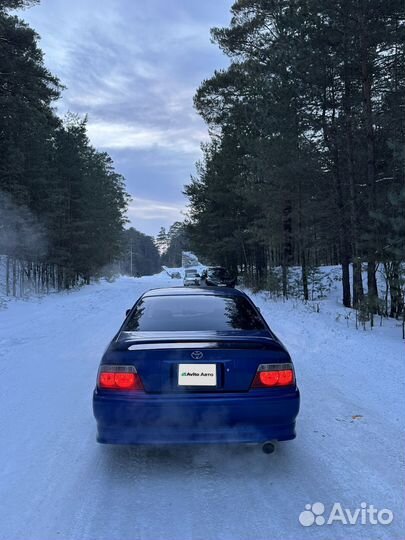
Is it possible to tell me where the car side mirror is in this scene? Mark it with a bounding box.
[126,309,131,317]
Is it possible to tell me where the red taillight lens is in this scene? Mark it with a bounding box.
[114,372,136,389]
[98,366,143,391]
[259,371,280,386]
[278,369,294,386]
[99,372,116,388]
[251,363,295,388]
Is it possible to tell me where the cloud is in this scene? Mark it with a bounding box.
[21,0,232,235]
[128,197,185,222]
[86,120,207,154]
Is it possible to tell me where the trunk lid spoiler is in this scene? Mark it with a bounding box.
[112,330,285,352]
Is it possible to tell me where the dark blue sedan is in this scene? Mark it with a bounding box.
[93,287,300,453]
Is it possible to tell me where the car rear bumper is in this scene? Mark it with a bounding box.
[93,388,300,445]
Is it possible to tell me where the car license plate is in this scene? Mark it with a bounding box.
[178,364,217,386]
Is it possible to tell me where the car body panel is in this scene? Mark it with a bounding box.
[94,389,299,444]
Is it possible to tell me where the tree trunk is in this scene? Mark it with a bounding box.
[352,260,364,307]
[386,261,403,318]
[360,2,379,311]
[321,73,352,308]
[343,13,363,308]
[367,260,379,313]
[282,201,292,298]
[302,251,309,301]
[6,256,10,296]
[12,257,17,297]
[341,258,351,308]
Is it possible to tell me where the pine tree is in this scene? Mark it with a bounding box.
[155,227,168,254]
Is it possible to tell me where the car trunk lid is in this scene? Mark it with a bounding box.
[104,331,291,393]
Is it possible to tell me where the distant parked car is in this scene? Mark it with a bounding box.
[201,267,237,288]
[183,268,201,287]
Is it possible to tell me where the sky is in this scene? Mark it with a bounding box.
[21,0,233,237]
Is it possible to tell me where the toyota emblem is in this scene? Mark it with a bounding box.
[191,351,203,360]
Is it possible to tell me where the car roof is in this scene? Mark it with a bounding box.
[142,286,245,298]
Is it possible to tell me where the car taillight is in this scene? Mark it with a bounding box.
[251,363,295,388]
[98,365,143,391]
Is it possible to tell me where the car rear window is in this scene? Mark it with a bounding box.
[124,295,265,332]
[209,268,229,278]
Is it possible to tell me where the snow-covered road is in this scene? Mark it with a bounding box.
[0,274,403,540]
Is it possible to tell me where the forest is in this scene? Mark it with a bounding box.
[0,0,130,294]
[184,0,405,318]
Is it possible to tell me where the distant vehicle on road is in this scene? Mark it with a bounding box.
[183,268,201,287]
[92,287,300,454]
[200,266,237,288]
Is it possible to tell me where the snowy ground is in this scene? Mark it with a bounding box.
[0,272,404,540]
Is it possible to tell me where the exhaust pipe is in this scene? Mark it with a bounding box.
[262,441,276,454]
